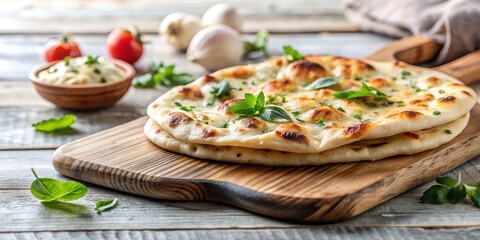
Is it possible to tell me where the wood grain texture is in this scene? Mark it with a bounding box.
[3,227,480,240]
[51,104,480,222]
[3,150,480,231]
[0,107,144,149]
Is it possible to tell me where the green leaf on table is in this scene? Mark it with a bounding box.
[334,82,389,100]
[95,198,118,213]
[420,185,451,204]
[244,30,269,58]
[305,77,341,90]
[30,168,87,202]
[32,114,76,132]
[208,80,231,105]
[228,91,292,122]
[283,45,304,63]
[133,63,194,88]
[465,184,480,207]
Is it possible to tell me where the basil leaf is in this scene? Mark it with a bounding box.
[259,106,293,122]
[255,91,265,110]
[334,82,388,100]
[466,185,480,207]
[228,100,257,115]
[436,176,458,187]
[30,168,87,202]
[305,77,341,90]
[95,198,118,213]
[420,185,451,204]
[243,30,269,58]
[448,183,466,204]
[84,55,99,65]
[208,80,231,105]
[283,45,304,62]
[32,114,76,132]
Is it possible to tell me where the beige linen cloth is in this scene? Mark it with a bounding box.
[344,0,480,65]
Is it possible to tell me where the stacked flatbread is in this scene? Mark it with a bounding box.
[145,55,476,166]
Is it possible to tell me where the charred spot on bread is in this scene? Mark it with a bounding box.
[239,117,266,129]
[462,90,473,97]
[275,123,309,144]
[259,78,298,94]
[202,128,217,138]
[219,66,254,79]
[307,107,344,122]
[403,132,420,140]
[286,60,330,84]
[343,123,370,138]
[368,78,390,88]
[201,75,217,84]
[402,110,422,119]
[408,93,435,105]
[424,76,440,87]
[178,86,204,99]
[437,96,456,104]
[152,103,159,109]
[168,112,193,128]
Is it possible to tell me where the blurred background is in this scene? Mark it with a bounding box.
[0,0,353,34]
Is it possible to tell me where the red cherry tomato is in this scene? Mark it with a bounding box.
[43,34,82,62]
[107,26,144,64]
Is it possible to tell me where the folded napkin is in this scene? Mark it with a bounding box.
[344,0,480,65]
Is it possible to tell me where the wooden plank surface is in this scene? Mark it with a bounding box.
[2,32,480,236]
[2,150,480,232]
[0,0,354,34]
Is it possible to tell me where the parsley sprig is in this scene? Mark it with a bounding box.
[208,80,231,105]
[283,45,304,63]
[421,173,480,207]
[243,30,269,58]
[228,92,293,122]
[133,63,194,88]
[84,56,100,65]
[334,82,389,100]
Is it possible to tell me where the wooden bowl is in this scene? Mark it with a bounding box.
[29,59,135,110]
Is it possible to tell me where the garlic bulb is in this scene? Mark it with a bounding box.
[201,3,243,32]
[186,25,243,71]
[159,13,202,51]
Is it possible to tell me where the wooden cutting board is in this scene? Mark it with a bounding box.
[52,36,480,222]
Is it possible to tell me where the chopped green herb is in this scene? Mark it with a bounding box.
[64,56,71,66]
[433,111,441,116]
[322,101,332,107]
[30,168,87,202]
[218,122,229,128]
[334,82,389,100]
[100,77,107,83]
[32,114,76,132]
[243,30,269,58]
[208,80,231,105]
[316,118,325,126]
[305,77,341,90]
[174,102,195,112]
[439,89,446,94]
[84,55,100,65]
[391,76,397,81]
[362,119,371,123]
[290,88,297,93]
[95,198,118,213]
[93,68,101,74]
[401,70,411,79]
[228,92,293,122]
[242,81,248,85]
[291,110,301,116]
[354,76,362,81]
[197,119,209,125]
[283,45,304,63]
[336,107,346,113]
[296,118,305,123]
[445,129,452,134]
[133,63,194,88]
[353,113,362,120]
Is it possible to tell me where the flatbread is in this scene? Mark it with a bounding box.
[145,114,469,166]
[147,56,476,153]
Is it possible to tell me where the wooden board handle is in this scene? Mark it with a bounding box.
[366,36,480,84]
